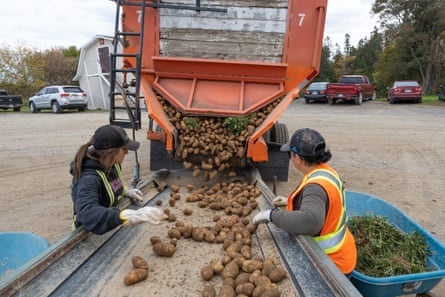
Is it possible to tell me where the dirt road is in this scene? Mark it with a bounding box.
[1,99,444,295]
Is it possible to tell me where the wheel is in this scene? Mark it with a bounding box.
[417,97,422,104]
[272,122,289,144]
[51,101,62,113]
[355,93,363,105]
[328,98,335,105]
[389,97,395,104]
[78,107,86,112]
[305,98,310,104]
[371,90,376,101]
[30,102,39,113]
[13,107,21,112]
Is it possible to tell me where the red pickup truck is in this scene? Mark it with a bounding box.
[327,75,376,105]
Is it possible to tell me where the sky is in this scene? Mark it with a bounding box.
[0,0,379,51]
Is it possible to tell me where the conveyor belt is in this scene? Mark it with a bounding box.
[1,168,362,297]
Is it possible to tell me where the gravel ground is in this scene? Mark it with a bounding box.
[1,99,444,296]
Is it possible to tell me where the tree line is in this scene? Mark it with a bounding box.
[317,0,445,96]
[1,0,444,100]
[0,45,80,98]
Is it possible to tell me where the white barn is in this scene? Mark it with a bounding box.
[73,35,122,110]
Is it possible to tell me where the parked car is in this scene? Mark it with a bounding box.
[303,82,329,103]
[0,89,22,111]
[439,83,445,101]
[29,85,88,113]
[387,80,422,104]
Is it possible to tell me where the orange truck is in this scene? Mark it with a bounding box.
[108,0,328,182]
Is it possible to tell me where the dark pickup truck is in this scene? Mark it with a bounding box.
[0,89,22,111]
[327,75,376,105]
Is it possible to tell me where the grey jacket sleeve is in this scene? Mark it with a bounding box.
[269,184,327,236]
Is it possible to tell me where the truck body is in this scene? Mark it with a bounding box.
[109,0,328,182]
[0,90,22,112]
[326,75,376,105]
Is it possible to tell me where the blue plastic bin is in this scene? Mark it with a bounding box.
[0,232,50,278]
[346,191,445,297]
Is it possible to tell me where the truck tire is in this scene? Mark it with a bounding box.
[257,122,290,182]
[371,90,376,101]
[30,102,39,113]
[355,93,363,105]
[328,98,336,105]
[51,101,62,113]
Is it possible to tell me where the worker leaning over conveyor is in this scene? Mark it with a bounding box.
[70,124,165,234]
[253,128,357,276]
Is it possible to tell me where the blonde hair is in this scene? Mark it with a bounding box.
[73,137,121,180]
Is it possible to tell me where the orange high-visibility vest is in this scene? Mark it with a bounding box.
[287,163,357,274]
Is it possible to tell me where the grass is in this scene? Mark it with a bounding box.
[376,94,445,106]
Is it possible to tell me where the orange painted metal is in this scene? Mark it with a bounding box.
[151,57,287,116]
[122,0,327,161]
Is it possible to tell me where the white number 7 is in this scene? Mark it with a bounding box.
[297,13,306,26]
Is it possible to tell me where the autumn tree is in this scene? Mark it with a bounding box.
[0,45,80,99]
[372,0,445,94]
[0,44,46,97]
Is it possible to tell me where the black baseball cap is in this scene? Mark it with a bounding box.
[93,125,140,151]
[280,128,326,156]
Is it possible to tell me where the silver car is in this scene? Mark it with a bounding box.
[29,86,88,113]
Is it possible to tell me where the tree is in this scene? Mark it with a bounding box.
[0,44,46,97]
[0,45,80,99]
[372,0,445,94]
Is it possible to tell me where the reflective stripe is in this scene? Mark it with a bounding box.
[308,169,348,254]
[95,164,126,207]
[314,223,347,254]
[72,164,126,228]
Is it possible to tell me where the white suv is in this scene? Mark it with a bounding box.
[29,85,88,113]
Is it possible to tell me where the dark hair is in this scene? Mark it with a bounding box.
[72,137,121,180]
[298,149,332,165]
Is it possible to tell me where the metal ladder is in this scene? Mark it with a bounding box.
[109,0,146,131]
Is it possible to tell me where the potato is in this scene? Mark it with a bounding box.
[131,256,148,270]
[219,284,236,297]
[155,200,162,206]
[183,208,193,216]
[200,265,214,281]
[222,260,239,279]
[170,184,180,193]
[167,228,182,239]
[153,242,176,257]
[260,287,281,297]
[124,268,148,285]
[242,259,263,273]
[235,283,255,296]
[235,272,251,286]
[210,259,224,274]
[268,267,287,283]
[150,236,162,245]
[202,284,216,297]
[261,258,276,277]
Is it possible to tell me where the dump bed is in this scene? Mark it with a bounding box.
[115,0,327,164]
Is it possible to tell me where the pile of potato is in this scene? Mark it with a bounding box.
[149,180,288,296]
[157,95,282,173]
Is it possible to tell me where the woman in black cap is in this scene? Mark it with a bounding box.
[252,128,357,275]
[70,124,165,234]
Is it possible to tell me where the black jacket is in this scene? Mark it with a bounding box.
[71,158,124,234]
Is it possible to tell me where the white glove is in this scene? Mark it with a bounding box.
[120,207,166,226]
[252,209,272,225]
[272,196,287,207]
[125,188,144,204]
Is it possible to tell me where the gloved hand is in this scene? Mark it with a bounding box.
[125,188,144,204]
[120,206,166,226]
[272,195,287,207]
[252,209,272,225]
